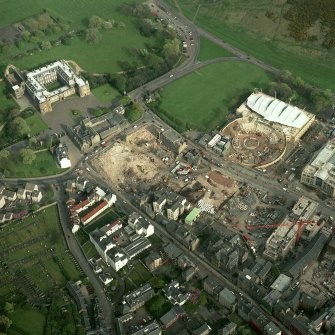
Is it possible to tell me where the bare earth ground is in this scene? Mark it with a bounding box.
[93,127,180,192]
[195,171,238,209]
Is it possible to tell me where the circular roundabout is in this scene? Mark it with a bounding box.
[222,117,287,167]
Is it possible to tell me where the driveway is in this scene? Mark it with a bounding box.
[40,95,110,133]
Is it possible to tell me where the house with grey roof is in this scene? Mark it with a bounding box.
[218,322,237,335]
[191,323,211,335]
[219,288,237,312]
[160,306,186,329]
[120,283,155,314]
[130,321,162,335]
[203,277,222,296]
[17,188,26,200]
[2,190,16,201]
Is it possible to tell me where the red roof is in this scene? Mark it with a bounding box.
[72,198,90,212]
[109,219,121,229]
[82,200,108,223]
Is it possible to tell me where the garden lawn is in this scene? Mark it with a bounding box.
[197,36,234,61]
[166,0,335,90]
[129,260,152,286]
[92,83,121,103]
[10,307,45,335]
[84,209,120,233]
[4,150,64,177]
[160,61,272,131]
[25,113,48,135]
[0,0,154,74]
[82,240,99,260]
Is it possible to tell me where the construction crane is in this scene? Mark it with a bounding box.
[247,220,314,243]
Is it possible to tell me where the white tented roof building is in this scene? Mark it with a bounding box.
[246,93,310,129]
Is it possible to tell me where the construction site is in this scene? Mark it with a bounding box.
[93,126,181,193]
[93,126,243,212]
[222,117,287,168]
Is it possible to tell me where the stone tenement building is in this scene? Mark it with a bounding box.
[5,60,90,113]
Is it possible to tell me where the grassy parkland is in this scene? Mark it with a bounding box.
[197,36,234,62]
[92,83,121,103]
[166,0,335,90]
[2,151,64,178]
[0,0,154,74]
[155,61,272,131]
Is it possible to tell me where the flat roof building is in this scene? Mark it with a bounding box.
[301,139,335,197]
[185,208,201,225]
[159,128,187,154]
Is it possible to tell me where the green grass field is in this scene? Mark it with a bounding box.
[197,36,234,61]
[159,61,272,131]
[4,150,64,177]
[92,83,121,103]
[0,0,154,74]
[25,113,48,135]
[166,0,335,90]
[9,307,45,335]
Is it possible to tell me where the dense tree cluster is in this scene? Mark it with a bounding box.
[120,3,152,18]
[0,302,14,334]
[5,117,30,139]
[85,15,125,45]
[94,2,181,92]
[124,102,144,122]
[285,0,335,48]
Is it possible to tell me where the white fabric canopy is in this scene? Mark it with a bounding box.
[246,93,309,129]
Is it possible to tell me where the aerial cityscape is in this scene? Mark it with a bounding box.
[0,1,334,335]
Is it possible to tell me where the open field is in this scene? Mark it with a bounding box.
[92,83,121,103]
[159,61,272,131]
[197,36,234,61]
[4,150,64,177]
[166,0,335,90]
[0,205,82,304]
[0,0,154,74]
